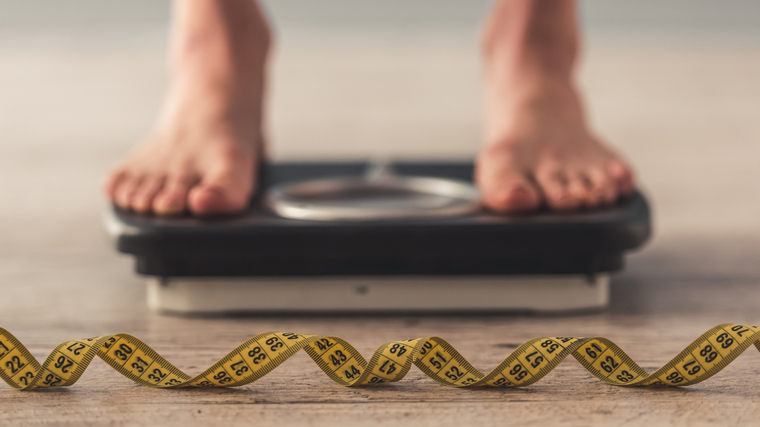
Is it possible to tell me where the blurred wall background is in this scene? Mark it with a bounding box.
[0,0,759,249]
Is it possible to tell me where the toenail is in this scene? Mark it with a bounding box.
[486,194,536,212]
[550,189,568,200]
[157,199,182,212]
[165,202,183,212]
[499,186,528,200]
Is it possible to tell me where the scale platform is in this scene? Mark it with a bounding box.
[106,161,651,314]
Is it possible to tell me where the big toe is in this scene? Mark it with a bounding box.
[152,175,194,216]
[478,166,541,212]
[607,160,635,196]
[477,149,541,213]
[188,182,250,215]
[485,180,541,212]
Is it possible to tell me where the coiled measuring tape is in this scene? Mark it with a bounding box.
[1,323,758,390]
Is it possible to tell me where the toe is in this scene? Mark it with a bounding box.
[536,169,579,210]
[152,175,194,216]
[607,160,635,196]
[484,177,541,213]
[476,148,541,212]
[565,171,594,208]
[188,183,250,215]
[586,168,618,206]
[103,169,127,199]
[114,176,143,210]
[187,167,253,215]
[130,177,166,213]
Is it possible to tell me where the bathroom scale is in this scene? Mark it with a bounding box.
[106,161,651,314]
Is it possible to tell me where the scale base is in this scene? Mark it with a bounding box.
[146,275,610,314]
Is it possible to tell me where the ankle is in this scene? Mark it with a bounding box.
[162,27,269,131]
[484,40,575,83]
[484,44,577,97]
[154,77,264,149]
[487,72,582,120]
[168,11,271,100]
[173,22,271,63]
[482,1,579,83]
[171,30,270,85]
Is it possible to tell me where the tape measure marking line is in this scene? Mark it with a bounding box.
[483,339,522,385]
[517,338,574,386]
[432,339,473,386]
[605,340,647,384]
[355,342,386,385]
[137,334,193,380]
[222,336,283,388]
[643,324,760,386]
[638,324,759,386]
[318,338,353,385]
[526,338,583,387]
[369,342,401,384]
[691,324,750,383]
[4,347,35,388]
[499,339,543,386]
[31,336,100,389]
[362,338,425,386]
[672,327,726,385]
[47,345,83,384]
[307,337,349,385]
[35,339,92,389]
[382,340,418,382]
[442,338,486,384]
[386,341,415,378]
[415,339,456,386]
[101,337,153,387]
[217,333,289,387]
[0,331,40,390]
[664,324,729,386]
[330,339,362,380]
[215,332,308,387]
[212,334,278,387]
[687,325,760,386]
[475,338,536,387]
[233,335,277,386]
[576,338,655,386]
[110,334,188,387]
[594,339,639,384]
[363,343,397,384]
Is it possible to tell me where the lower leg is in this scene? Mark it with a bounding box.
[476,0,634,212]
[104,0,271,215]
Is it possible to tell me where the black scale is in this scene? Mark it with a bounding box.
[107,161,650,313]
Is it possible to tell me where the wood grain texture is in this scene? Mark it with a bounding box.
[1,25,760,427]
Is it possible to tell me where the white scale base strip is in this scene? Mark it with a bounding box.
[146,275,609,314]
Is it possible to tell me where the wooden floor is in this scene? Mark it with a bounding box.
[1,23,760,427]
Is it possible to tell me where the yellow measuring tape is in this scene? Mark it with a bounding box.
[1,323,758,390]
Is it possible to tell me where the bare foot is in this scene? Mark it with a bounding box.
[476,80,635,213]
[476,0,635,213]
[104,104,261,216]
[103,0,270,216]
